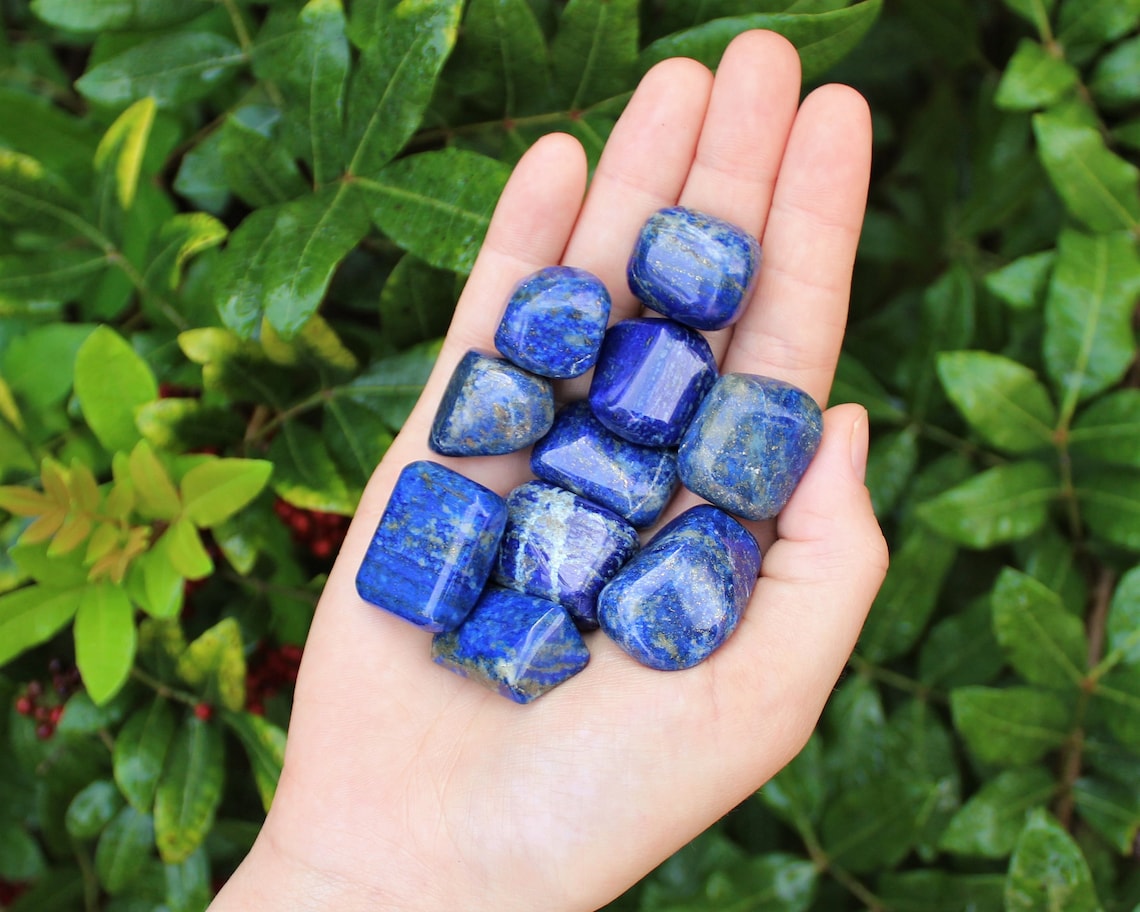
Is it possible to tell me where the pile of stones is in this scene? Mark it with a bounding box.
[355,207,822,703]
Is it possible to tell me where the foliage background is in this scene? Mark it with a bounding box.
[0,0,1139,909]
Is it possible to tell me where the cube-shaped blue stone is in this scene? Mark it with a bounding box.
[678,373,822,521]
[531,401,678,529]
[598,505,761,671]
[429,350,555,456]
[493,480,639,629]
[628,206,760,331]
[588,318,717,447]
[494,266,612,379]
[355,461,507,632]
[432,588,590,703]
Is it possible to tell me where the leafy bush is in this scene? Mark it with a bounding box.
[0,0,1138,909]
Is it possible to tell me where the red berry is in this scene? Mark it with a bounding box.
[291,513,312,536]
[311,538,332,559]
[34,705,50,723]
[15,696,32,716]
[26,681,42,699]
[35,722,53,740]
[49,705,64,724]
[194,703,214,722]
[248,701,264,716]
[279,644,302,663]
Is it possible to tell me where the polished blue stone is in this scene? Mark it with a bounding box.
[493,480,639,629]
[588,318,717,447]
[429,350,555,456]
[628,206,761,331]
[494,266,612,379]
[531,401,679,529]
[678,373,822,521]
[355,461,507,633]
[597,505,761,671]
[432,587,590,703]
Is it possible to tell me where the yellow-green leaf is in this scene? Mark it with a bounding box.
[0,584,83,666]
[74,582,136,705]
[180,458,272,528]
[94,97,156,215]
[154,715,224,864]
[176,618,246,711]
[223,711,286,812]
[128,440,180,520]
[161,518,213,581]
[74,326,158,453]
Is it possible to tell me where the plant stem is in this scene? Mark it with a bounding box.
[850,653,943,704]
[803,830,886,912]
[130,666,199,706]
[70,839,100,912]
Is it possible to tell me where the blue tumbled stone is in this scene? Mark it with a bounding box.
[432,588,590,703]
[628,206,761,331]
[531,401,679,529]
[678,373,822,521]
[597,505,761,671]
[588,318,717,447]
[494,266,612,379]
[356,460,507,632]
[493,480,639,629]
[429,350,555,456]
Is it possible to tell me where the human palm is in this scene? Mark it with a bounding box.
[212,30,887,912]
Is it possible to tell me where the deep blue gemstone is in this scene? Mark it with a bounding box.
[355,461,507,632]
[493,480,639,629]
[494,266,612,379]
[628,206,761,331]
[530,401,678,528]
[588,318,717,447]
[678,373,822,521]
[597,505,761,671]
[432,588,590,703]
[429,350,554,456]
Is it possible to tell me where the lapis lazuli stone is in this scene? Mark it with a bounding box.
[588,318,717,447]
[494,266,612,379]
[628,207,761,331]
[493,480,639,629]
[678,373,822,521]
[429,350,555,456]
[530,401,679,529]
[355,461,507,632]
[432,587,590,703]
[597,505,761,671]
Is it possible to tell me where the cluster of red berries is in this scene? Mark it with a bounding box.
[274,499,349,560]
[14,661,81,740]
[246,643,303,715]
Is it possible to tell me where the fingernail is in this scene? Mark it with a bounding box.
[850,409,869,484]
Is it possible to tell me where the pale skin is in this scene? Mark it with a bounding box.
[210,30,889,912]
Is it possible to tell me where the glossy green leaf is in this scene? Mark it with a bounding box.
[936,351,1056,453]
[876,870,1005,912]
[0,149,95,238]
[144,212,227,292]
[378,254,457,348]
[76,33,245,109]
[215,184,370,339]
[1070,390,1140,469]
[758,733,824,832]
[551,0,637,110]
[0,822,46,881]
[218,111,309,209]
[154,716,224,864]
[161,518,214,581]
[0,584,82,666]
[1005,809,1100,912]
[172,128,229,215]
[0,249,109,305]
[113,698,177,812]
[1105,566,1140,667]
[94,806,154,895]
[1057,0,1140,60]
[1000,0,1055,33]
[165,846,212,912]
[65,780,124,841]
[639,0,883,82]
[1078,467,1140,550]
[361,148,510,274]
[1090,35,1140,109]
[180,458,273,529]
[177,328,293,407]
[176,618,246,712]
[449,0,552,116]
[984,250,1054,311]
[94,97,156,224]
[865,426,919,516]
[345,0,462,177]
[950,685,1071,766]
[820,773,920,872]
[224,711,286,812]
[269,421,358,513]
[994,39,1078,111]
[991,568,1087,688]
[832,353,906,423]
[1073,777,1140,854]
[919,598,1005,689]
[134,546,185,620]
[74,582,136,705]
[31,0,209,31]
[74,325,158,453]
[1033,114,1140,232]
[916,461,1057,548]
[939,767,1055,858]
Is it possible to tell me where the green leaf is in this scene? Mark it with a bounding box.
[994,39,1078,111]
[0,822,47,881]
[76,33,245,109]
[165,846,212,912]
[154,715,224,864]
[65,780,124,841]
[1078,467,1140,550]
[1070,390,1140,469]
[0,149,97,239]
[74,583,136,705]
[1090,34,1140,109]
[361,148,510,274]
[94,806,154,895]
[160,518,213,581]
[1001,0,1055,33]
[180,458,273,529]
[0,584,82,666]
[294,0,351,185]
[1057,0,1140,60]
[950,685,1071,766]
[223,711,286,812]
[145,212,227,292]
[1106,566,1140,667]
[176,618,247,712]
[345,0,462,177]
[94,97,156,223]
[832,352,906,423]
[378,254,457,348]
[1005,809,1100,912]
[113,698,176,812]
[939,767,1055,858]
[128,440,181,520]
[1033,114,1140,232]
[1073,777,1140,854]
[639,0,883,83]
[919,598,1005,689]
[449,0,552,116]
[269,421,358,513]
[0,250,109,305]
[936,351,1056,454]
[214,184,370,339]
[551,0,637,110]
[218,109,310,208]
[864,427,919,516]
[74,325,158,452]
[916,461,1057,549]
[133,545,185,620]
[984,250,1054,311]
[758,733,824,832]
[4,871,85,912]
[991,568,1087,688]
[876,871,1005,912]
[819,773,919,873]
[31,0,209,31]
